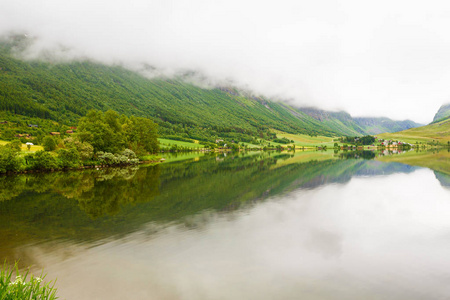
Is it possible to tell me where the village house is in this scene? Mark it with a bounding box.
[50,132,60,136]
[66,130,74,134]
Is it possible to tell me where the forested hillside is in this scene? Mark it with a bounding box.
[0,36,345,143]
[0,35,422,143]
[353,117,423,135]
[298,107,422,136]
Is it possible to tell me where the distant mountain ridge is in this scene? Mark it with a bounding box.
[433,103,450,123]
[297,107,422,135]
[353,117,423,135]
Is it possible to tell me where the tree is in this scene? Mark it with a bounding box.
[0,145,22,173]
[42,136,57,151]
[6,140,22,152]
[58,148,81,168]
[78,110,125,153]
[125,116,159,154]
[25,150,58,170]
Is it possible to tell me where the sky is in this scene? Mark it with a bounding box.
[1,0,450,123]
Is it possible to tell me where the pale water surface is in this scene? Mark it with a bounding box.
[1,150,450,299]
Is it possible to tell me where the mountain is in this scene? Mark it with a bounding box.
[0,37,343,142]
[297,107,422,136]
[0,35,423,142]
[353,117,423,135]
[378,117,450,144]
[379,104,450,144]
[433,103,450,123]
[296,107,366,136]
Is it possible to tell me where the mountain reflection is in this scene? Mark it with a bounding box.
[0,150,448,262]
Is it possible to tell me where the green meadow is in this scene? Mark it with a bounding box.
[0,140,44,153]
[378,118,450,145]
[158,138,205,148]
[272,130,336,147]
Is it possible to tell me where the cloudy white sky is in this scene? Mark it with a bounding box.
[1,0,450,123]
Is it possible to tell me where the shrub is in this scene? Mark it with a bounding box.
[25,151,58,171]
[121,149,137,159]
[97,151,139,166]
[6,140,22,152]
[42,136,57,151]
[57,148,81,168]
[0,146,23,173]
[0,262,58,300]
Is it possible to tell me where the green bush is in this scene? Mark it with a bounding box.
[25,151,58,171]
[42,136,57,151]
[0,146,23,173]
[97,151,139,166]
[57,148,81,168]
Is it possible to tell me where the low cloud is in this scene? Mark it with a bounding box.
[2,0,450,123]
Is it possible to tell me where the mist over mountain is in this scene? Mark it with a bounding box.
[0,33,426,141]
[2,1,450,123]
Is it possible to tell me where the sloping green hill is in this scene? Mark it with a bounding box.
[0,37,351,142]
[297,107,366,136]
[298,107,422,136]
[432,103,450,123]
[353,117,423,135]
[378,117,450,145]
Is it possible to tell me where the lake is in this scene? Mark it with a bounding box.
[1,149,450,300]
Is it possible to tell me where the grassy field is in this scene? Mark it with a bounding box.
[272,130,337,147]
[158,138,205,149]
[378,118,450,145]
[377,150,450,175]
[0,140,43,153]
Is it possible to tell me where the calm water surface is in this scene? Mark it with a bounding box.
[1,150,450,300]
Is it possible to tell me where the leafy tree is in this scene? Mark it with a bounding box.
[25,150,58,170]
[42,136,57,151]
[78,110,125,153]
[125,116,159,154]
[58,148,81,168]
[6,140,22,152]
[0,145,23,173]
[64,137,94,161]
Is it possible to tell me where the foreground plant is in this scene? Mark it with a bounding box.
[0,262,58,300]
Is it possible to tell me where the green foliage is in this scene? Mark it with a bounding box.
[125,116,159,154]
[358,135,376,145]
[78,110,159,155]
[273,137,291,144]
[0,145,22,173]
[78,110,125,153]
[63,137,94,161]
[0,262,58,300]
[96,151,139,166]
[57,148,81,168]
[6,140,22,152]
[25,151,58,171]
[42,136,57,151]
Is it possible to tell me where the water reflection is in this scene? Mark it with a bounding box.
[1,151,450,299]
